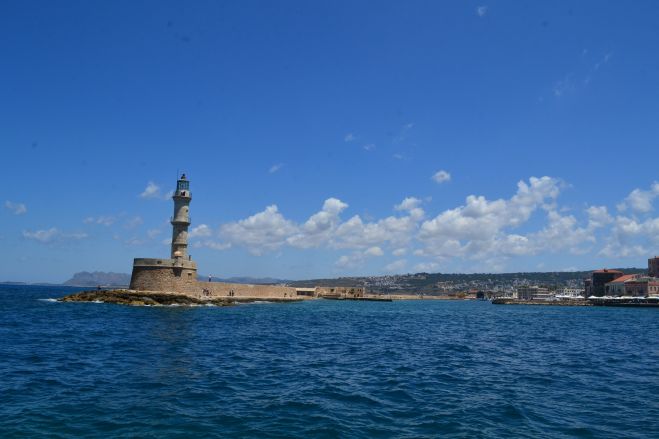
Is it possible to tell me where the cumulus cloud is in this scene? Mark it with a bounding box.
[221,205,298,255]
[392,248,407,257]
[188,224,213,238]
[414,262,439,272]
[617,183,659,213]
[335,246,384,269]
[140,181,161,198]
[476,6,488,17]
[140,181,172,200]
[344,133,355,142]
[432,170,451,184]
[176,177,659,271]
[418,177,562,259]
[23,228,88,244]
[363,143,376,151]
[287,198,349,249]
[4,201,27,215]
[269,163,284,174]
[364,246,384,257]
[385,259,407,273]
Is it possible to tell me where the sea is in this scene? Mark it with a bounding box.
[1,284,659,438]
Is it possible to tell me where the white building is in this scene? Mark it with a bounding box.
[555,288,585,299]
[515,286,551,300]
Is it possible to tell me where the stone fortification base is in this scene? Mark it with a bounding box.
[59,289,304,306]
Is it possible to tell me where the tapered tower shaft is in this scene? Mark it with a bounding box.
[171,174,191,259]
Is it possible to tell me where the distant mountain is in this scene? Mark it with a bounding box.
[63,271,131,287]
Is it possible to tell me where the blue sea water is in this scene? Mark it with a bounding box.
[1,285,659,438]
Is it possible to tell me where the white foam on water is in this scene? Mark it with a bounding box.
[38,298,58,303]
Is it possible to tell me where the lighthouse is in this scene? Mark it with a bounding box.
[129,173,198,292]
[171,173,191,260]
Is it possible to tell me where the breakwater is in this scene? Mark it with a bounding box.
[59,289,304,306]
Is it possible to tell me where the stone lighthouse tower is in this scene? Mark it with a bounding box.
[171,174,191,260]
[129,173,197,292]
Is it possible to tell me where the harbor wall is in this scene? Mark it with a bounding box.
[130,262,296,298]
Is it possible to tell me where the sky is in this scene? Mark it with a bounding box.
[1,1,659,283]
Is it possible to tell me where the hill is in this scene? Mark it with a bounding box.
[287,269,646,294]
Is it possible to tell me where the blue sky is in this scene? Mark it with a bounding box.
[2,1,659,282]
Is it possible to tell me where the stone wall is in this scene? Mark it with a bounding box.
[130,266,198,293]
[199,281,297,299]
[130,265,297,299]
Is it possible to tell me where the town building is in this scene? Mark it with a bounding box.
[555,288,585,299]
[588,269,624,297]
[649,257,659,278]
[604,274,640,296]
[515,286,551,300]
[623,277,659,297]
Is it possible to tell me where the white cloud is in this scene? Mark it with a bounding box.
[188,224,213,238]
[287,198,349,249]
[432,170,451,184]
[182,177,659,271]
[5,201,27,215]
[333,209,422,249]
[269,163,284,174]
[418,176,561,259]
[586,206,612,229]
[23,228,88,244]
[364,246,384,257]
[617,183,659,213]
[392,248,407,257]
[140,181,161,199]
[476,6,488,17]
[344,133,355,142]
[363,143,376,151]
[395,197,421,211]
[221,205,298,255]
[335,246,384,269]
[385,259,407,273]
[414,262,439,272]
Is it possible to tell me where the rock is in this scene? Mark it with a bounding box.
[58,290,233,307]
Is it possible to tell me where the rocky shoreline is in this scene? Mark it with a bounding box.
[58,290,303,306]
